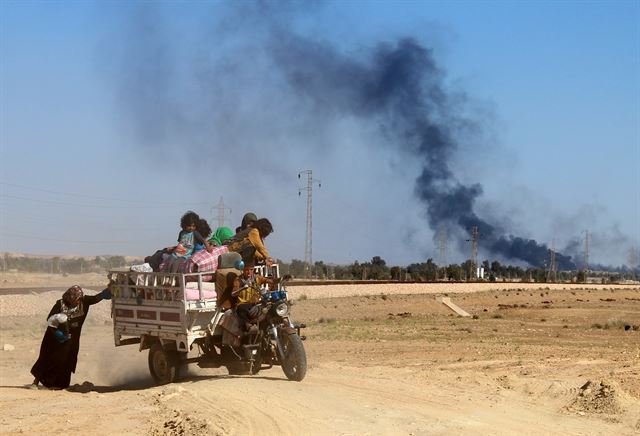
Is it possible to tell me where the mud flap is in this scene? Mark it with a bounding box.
[219,310,242,347]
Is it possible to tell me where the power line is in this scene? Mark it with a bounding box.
[0,182,146,203]
[0,193,210,209]
[0,182,211,207]
[1,206,174,234]
[0,231,145,244]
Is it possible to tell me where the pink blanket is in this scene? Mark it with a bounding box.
[184,288,217,301]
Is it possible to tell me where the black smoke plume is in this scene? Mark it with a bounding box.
[269,34,575,269]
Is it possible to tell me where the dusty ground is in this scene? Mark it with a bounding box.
[0,273,639,435]
[0,271,107,290]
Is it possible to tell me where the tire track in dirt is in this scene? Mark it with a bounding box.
[316,364,637,435]
[149,378,300,436]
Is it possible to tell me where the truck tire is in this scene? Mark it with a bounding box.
[279,333,307,382]
[148,342,179,385]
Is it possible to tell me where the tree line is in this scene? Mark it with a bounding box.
[279,256,639,283]
[2,253,637,283]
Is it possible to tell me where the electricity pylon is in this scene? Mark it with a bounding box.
[298,170,321,278]
[211,197,231,228]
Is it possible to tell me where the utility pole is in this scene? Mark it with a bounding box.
[466,226,479,279]
[583,230,590,274]
[628,246,639,280]
[547,239,557,282]
[211,196,232,228]
[628,246,639,269]
[438,225,447,281]
[298,170,321,278]
[438,225,447,267]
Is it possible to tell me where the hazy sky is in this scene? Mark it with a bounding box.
[1,0,638,268]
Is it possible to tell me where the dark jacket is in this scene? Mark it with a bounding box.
[30,293,104,389]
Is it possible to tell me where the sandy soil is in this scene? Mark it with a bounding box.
[0,272,108,290]
[1,273,639,435]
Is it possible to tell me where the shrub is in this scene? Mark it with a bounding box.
[318,317,336,324]
[604,318,628,330]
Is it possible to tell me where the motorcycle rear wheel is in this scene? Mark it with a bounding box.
[148,343,180,385]
[279,333,307,381]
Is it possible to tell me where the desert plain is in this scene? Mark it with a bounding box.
[1,272,639,435]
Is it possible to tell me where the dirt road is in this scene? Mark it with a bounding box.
[1,280,639,435]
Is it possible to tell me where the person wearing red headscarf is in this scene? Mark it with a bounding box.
[30,285,112,390]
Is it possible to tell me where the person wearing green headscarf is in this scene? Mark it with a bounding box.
[209,226,234,247]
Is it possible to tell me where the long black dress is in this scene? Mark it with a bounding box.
[30,293,104,389]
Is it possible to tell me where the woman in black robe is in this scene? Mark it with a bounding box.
[30,285,111,390]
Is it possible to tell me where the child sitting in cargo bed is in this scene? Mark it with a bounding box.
[193,218,212,253]
[165,211,211,273]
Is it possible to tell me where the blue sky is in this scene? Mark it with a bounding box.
[1,0,638,268]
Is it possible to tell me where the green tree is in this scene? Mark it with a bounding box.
[390,266,401,280]
[313,261,327,279]
[445,264,463,281]
[366,256,389,280]
[490,260,502,274]
[461,260,475,281]
[481,260,490,274]
[333,265,351,280]
[532,268,547,283]
[288,259,306,278]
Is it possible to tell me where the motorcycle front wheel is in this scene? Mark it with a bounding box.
[278,333,307,381]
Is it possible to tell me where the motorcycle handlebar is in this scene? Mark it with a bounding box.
[279,277,292,290]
